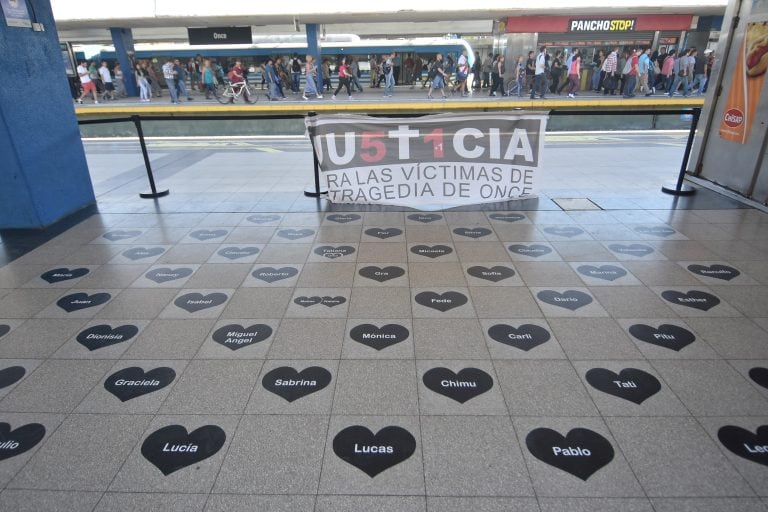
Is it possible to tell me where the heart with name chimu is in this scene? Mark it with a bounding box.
[489,213,526,223]
[410,245,453,258]
[585,368,662,404]
[141,424,226,476]
[212,323,272,350]
[453,227,493,239]
[748,367,768,390]
[526,427,615,481]
[277,229,315,240]
[40,267,89,284]
[364,228,403,239]
[576,265,627,282]
[122,247,164,260]
[607,243,655,257]
[717,425,768,467]
[634,226,676,237]
[0,423,46,461]
[77,324,139,351]
[262,366,332,402]
[628,323,696,351]
[687,264,741,281]
[145,267,193,284]
[327,213,361,224]
[543,226,584,238]
[333,425,417,477]
[57,292,111,312]
[314,245,355,259]
[415,291,468,312]
[466,265,515,282]
[661,290,720,311]
[189,229,228,241]
[408,213,442,223]
[0,366,26,389]
[103,230,141,241]
[246,214,281,224]
[252,267,299,283]
[350,324,410,351]
[358,266,406,283]
[508,244,552,258]
[217,247,260,260]
[174,293,228,313]
[104,367,176,402]
[0,325,9,338]
[422,367,494,403]
[488,323,551,351]
[537,290,593,311]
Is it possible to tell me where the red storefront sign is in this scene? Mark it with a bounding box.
[506,14,693,33]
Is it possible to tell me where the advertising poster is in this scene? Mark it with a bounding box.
[305,113,548,210]
[0,0,32,28]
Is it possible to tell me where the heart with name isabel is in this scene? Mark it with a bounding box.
[408,213,442,223]
[467,265,515,282]
[327,213,361,224]
[141,424,226,476]
[333,425,416,477]
[40,267,89,284]
[749,367,768,390]
[422,368,493,403]
[277,229,315,240]
[212,324,272,350]
[489,213,526,223]
[246,214,281,224]
[103,230,141,241]
[585,368,661,404]
[526,427,614,481]
[717,425,768,467]
[0,366,26,389]
[0,423,46,461]
[358,266,406,283]
[350,324,410,351]
[364,228,403,239]
[415,291,468,312]
[607,243,654,257]
[122,247,164,260]
[252,267,299,283]
[410,245,453,258]
[314,245,355,259]
[537,290,593,311]
[174,293,228,313]
[576,265,627,282]
[77,324,139,351]
[508,244,552,258]
[487,324,551,351]
[104,367,176,402]
[57,292,111,312]
[189,229,228,241]
[262,366,332,402]
[661,290,720,311]
[628,324,696,351]
[145,268,193,284]
[453,227,493,239]
[217,247,260,260]
[687,264,740,281]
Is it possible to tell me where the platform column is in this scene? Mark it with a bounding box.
[306,23,321,93]
[110,27,138,97]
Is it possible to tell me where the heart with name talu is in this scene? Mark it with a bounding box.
[56,292,111,312]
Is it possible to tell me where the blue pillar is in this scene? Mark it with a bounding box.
[306,23,321,92]
[0,0,95,228]
[110,27,138,96]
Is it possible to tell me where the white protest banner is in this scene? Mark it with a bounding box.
[305,112,547,210]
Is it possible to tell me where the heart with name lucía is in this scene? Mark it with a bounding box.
[661,290,720,311]
[212,323,272,350]
[576,265,627,282]
[748,367,768,390]
[77,324,139,351]
[56,292,111,312]
[364,228,403,239]
[415,291,468,312]
[246,214,281,224]
[350,324,410,351]
[687,264,741,281]
[141,424,226,476]
[526,427,615,481]
[466,265,515,282]
[0,325,10,338]
[607,243,655,257]
[327,214,361,224]
[262,366,332,402]
[122,247,164,260]
[174,292,228,313]
[189,229,227,241]
[358,266,406,283]
[543,226,584,238]
[217,247,260,260]
[634,226,676,237]
[103,230,141,241]
[585,368,661,404]
[145,267,193,284]
[0,423,46,461]
[508,244,552,258]
[628,323,696,351]
[489,213,526,223]
[252,267,299,283]
[314,245,355,259]
[408,213,442,223]
[422,367,493,403]
[104,367,176,402]
[410,245,453,259]
[40,267,89,284]
[0,366,26,389]
[487,323,551,351]
[277,228,315,240]
[537,290,593,311]
[452,227,493,239]
[717,425,768,467]
[333,425,416,477]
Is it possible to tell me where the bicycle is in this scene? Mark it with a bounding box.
[216,79,258,104]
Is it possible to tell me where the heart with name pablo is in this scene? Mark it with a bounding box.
[526,427,615,481]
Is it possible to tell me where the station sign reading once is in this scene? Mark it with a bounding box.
[188,26,252,45]
[569,19,636,32]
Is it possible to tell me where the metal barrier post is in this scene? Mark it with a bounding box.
[661,107,700,196]
[131,115,170,199]
[304,111,327,197]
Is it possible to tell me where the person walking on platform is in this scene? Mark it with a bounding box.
[135,64,150,102]
[489,54,505,96]
[623,49,640,98]
[702,49,714,93]
[332,56,354,100]
[557,50,573,94]
[481,54,492,89]
[174,59,194,101]
[471,52,482,89]
[549,51,563,94]
[290,54,302,94]
[638,47,653,96]
[98,61,114,101]
[411,54,423,89]
[661,50,676,94]
[76,60,98,104]
[384,53,395,97]
[349,57,364,93]
[146,63,162,98]
[602,47,619,95]
[512,55,525,97]
[455,49,470,96]
[265,58,281,101]
[690,48,708,96]
[113,64,125,98]
[202,59,216,99]
[592,50,605,91]
[162,59,179,104]
[566,48,581,98]
[531,46,548,99]
[668,48,691,97]
[426,53,448,100]
[302,55,322,100]
[322,59,333,92]
[524,51,535,93]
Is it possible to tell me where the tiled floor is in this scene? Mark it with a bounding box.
[0,136,767,511]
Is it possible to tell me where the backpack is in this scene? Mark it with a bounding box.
[292,59,301,73]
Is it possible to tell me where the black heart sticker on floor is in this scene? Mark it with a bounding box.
[408,213,442,223]
[422,367,494,403]
[488,324,551,351]
[526,427,615,481]
[145,268,194,284]
[0,422,46,462]
[295,296,321,307]
[543,227,584,238]
[489,213,526,222]
[212,323,273,350]
[252,267,299,283]
[314,246,356,259]
[174,293,228,313]
[607,243,655,257]
[104,367,176,402]
[189,229,228,241]
[466,265,515,282]
[508,244,552,258]
[537,290,593,311]
[634,226,676,237]
[717,425,768,467]
[122,247,165,260]
[661,290,720,311]
[364,228,403,239]
[410,245,453,258]
[628,324,696,351]
[321,296,346,307]
[0,325,10,338]
[452,227,493,239]
[415,291,468,312]
[56,292,111,312]
[350,324,410,350]
[262,366,332,402]
[748,367,768,390]
[217,247,260,260]
[0,366,26,389]
[40,267,89,284]
[576,265,627,282]
[358,266,406,282]
[687,264,741,281]
[246,214,281,224]
[277,229,315,240]
[585,368,662,404]
[76,324,140,351]
[333,425,416,477]
[141,424,226,476]
[327,214,361,223]
[103,230,141,241]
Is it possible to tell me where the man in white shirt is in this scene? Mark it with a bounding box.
[530,46,548,99]
[98,61,114,101]
[162,59,179,104]
[76,61,98,104]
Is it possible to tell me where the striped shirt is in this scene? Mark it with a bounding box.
[604,52,618,73]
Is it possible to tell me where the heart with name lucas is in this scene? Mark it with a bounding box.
[0,422,46,461]
[422,367,494,403]
[333,425,417,477]
[526,427,615,481]
[585,368,662,404]
[141,424,226,476]
[104,367,176,402]
[262,366,332,402]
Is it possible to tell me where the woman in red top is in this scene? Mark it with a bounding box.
[567,49,581,98]
[332,57,353,100]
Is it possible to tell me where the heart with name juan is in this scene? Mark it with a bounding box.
[77,324,139,351]
[487,324,551,351]
[526,427,615,480]
[585,368,662,404]
[628,323,696,351]
[350,324,410,350]
[0,422,46,461]
[333,425,416,477]
[174,293,228,313]
[141,424,226,475]
[212,323,273,350]
[40,267,89,284]
[422,367,493,403]
[262,366,332,402]
[415,291,468,312]
[56,292,111,312]
[358,266,406,283]
[104,367,176,402]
